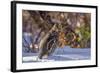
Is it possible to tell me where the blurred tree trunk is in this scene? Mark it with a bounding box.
[39,24,57,49]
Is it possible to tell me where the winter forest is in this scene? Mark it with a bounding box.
[22,10,91,60]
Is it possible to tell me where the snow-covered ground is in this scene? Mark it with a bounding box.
[22,46,91,63]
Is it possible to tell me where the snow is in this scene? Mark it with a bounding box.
[22,46,91,63]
